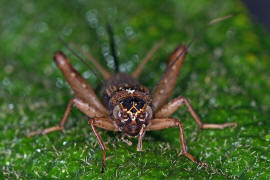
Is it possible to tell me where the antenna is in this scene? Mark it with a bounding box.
[107,24,119,72]
[167,14,235,73]
[58,37,105,85]
[153,14,235,92]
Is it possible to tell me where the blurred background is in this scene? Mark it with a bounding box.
[0,0,270,179]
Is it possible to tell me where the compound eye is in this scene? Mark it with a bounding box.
[139,113,145,119]
[118,112,129,123]
[138,112,147,121]
[122,113,128,119]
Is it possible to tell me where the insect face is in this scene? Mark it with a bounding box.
[113,97,152,136]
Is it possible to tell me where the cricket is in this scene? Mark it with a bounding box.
[28,15,237,173]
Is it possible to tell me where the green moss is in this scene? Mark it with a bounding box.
[1,0,270,179]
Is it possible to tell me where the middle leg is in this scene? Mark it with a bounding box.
[155,96,237,129]
[27,98,108,137]
[27,98,75,137]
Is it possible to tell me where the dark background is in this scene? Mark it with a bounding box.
[242,0,270,32]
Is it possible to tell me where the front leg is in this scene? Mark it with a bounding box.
[89,118,119,173]
[147,118,207,167]
[137,124,146,151]
[155,96,237,129]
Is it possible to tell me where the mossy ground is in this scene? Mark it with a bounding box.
[0,0,270,179]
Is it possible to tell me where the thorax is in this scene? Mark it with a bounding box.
[102,73,153,136]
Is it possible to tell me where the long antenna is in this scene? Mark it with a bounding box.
[153,14,235,92]
[58,37,105,84]
[167,14,234,73]
[107,24,119,72]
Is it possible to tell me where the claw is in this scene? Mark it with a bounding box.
[121,133,132,146]
[178,150,183,156]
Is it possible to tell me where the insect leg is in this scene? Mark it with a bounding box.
[27,98,111,137]
[147,118,207,168]
[155,96,237,129]
[75,100,118,131]
[152,45,186,112]
[88,118,118,173]
[131,40,162,78]
[27,98,75,137]
[54,52,109,115]
[137,124,146,151]
[70,43,111,79]
[121,133,132,146]
[89,117,119,131]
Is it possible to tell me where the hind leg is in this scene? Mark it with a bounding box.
[54,52,109,114]
[152,45,187,111]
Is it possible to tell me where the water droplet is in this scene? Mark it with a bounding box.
[105,55,115,69]
[124,26,134,38]
[60,160,65,164]
[2,77,11,87]
[83,71,91,79]
[96,26,105,37]
[214,48,222,58]
[62,26,73,36]
[4,65,14,74]
[36,22,48,33]
[209,97,216,105]
[250,100,257,107]
[36,149,41,153]
[160,63,166,70]
[260,155,267,160]
[63,141,67,145]
[226,30,234,39]
[101,44,110,57]
[209,131,214,136]
[232,141,240,146]
[56,78,64,88]
[8,104,14,110]
[265,134,270,141]
[85,9,98,28]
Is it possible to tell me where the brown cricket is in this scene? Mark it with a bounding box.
[28,17,237,173]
